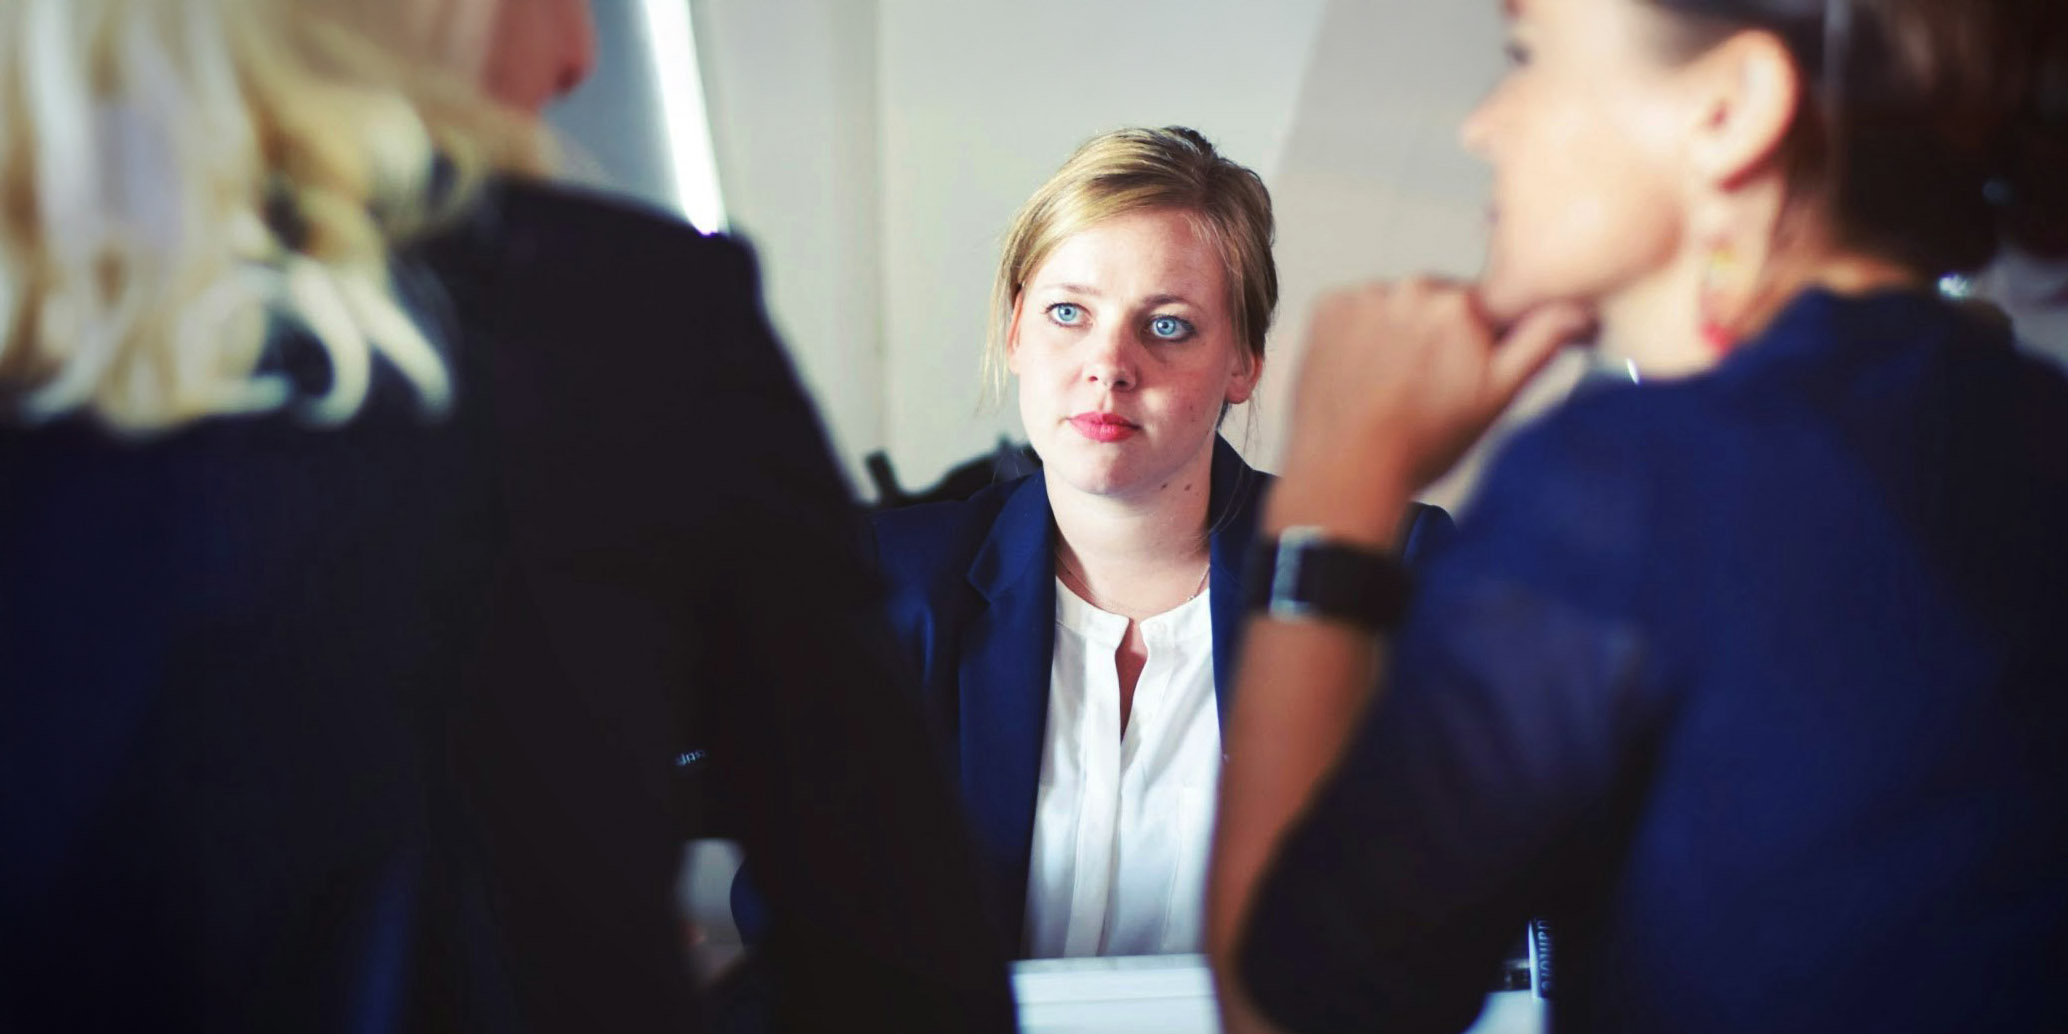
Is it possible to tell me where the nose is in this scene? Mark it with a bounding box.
[1082,326,1137,391]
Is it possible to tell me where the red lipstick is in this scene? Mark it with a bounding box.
[1068,412,1139,443]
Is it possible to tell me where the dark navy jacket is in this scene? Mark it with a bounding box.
[0,181,1012,1033]
[867,436,1453,955]
[1242,290,2068,1033]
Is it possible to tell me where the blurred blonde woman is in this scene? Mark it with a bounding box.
[0,1,1011,1030]
[838,127,1451,960]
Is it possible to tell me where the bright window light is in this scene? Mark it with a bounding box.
[639,0,727,233]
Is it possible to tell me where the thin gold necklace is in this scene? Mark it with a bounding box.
[1054,553,1210,618]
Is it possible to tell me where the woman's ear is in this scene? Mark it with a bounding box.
[1686,29,1804,190]
[1226,347,1263,406]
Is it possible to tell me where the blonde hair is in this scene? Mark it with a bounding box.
[0,0,549,433]
[985,126,1278,400]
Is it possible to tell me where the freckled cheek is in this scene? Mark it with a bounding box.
[1155,381,1226,435]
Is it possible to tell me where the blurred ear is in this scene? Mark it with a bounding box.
[1006,292,1027,375]
[1686,29,1804,189]
[1226,347,1263,406]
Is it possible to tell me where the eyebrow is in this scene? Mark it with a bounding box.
[1038,283,1200,308]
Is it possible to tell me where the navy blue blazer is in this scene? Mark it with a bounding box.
[1241,290,2068,1033]
[0,180,1013,1033]
[867,436,1453,954]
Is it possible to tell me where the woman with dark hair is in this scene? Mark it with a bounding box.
[1208,0,2068,1031]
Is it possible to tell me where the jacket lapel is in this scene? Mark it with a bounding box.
[1206,437,1265,729]
[958,472,1058,952]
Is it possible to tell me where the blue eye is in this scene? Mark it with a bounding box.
[1048,303,1085,326]
[1148,315,1193,340]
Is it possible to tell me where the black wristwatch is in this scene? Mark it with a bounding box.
[1244,525,1413,631]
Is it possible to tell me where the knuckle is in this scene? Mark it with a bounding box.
[1397,275,1439,298]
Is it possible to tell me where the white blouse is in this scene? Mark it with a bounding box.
[1021,577,1222,958]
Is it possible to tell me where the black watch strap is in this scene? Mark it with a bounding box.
[1243,526,1414,631]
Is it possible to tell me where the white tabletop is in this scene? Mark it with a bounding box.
[1011,954,1545,1034]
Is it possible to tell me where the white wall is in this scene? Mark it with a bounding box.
[692,0,1591,501]
[563,1,2068,504]
[546,2,675,212]
[690,0,1351,493]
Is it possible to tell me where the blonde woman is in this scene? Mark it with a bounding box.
[0,1,1010,1030]
[858,128,1450,959]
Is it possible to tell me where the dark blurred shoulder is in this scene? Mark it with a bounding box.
[402,176,827,552]
[423,175,735,275]
[410,176,780,378]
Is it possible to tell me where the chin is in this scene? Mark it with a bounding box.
[1475,249,1528,318]
[1046,453,1137,498]
[1477,259,1555,325]
[1482,258,1612,328]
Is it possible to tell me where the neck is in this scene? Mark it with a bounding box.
[1599,246,1712,378]
[1603,234,1923,377]
[1048,441,1217,619]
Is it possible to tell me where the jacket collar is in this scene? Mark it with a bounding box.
[1204,435,1265,578]
[1204,437,1264,725]
[961,436,1265,739]
[966,465,1058,602]
[956,472,1056,955]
